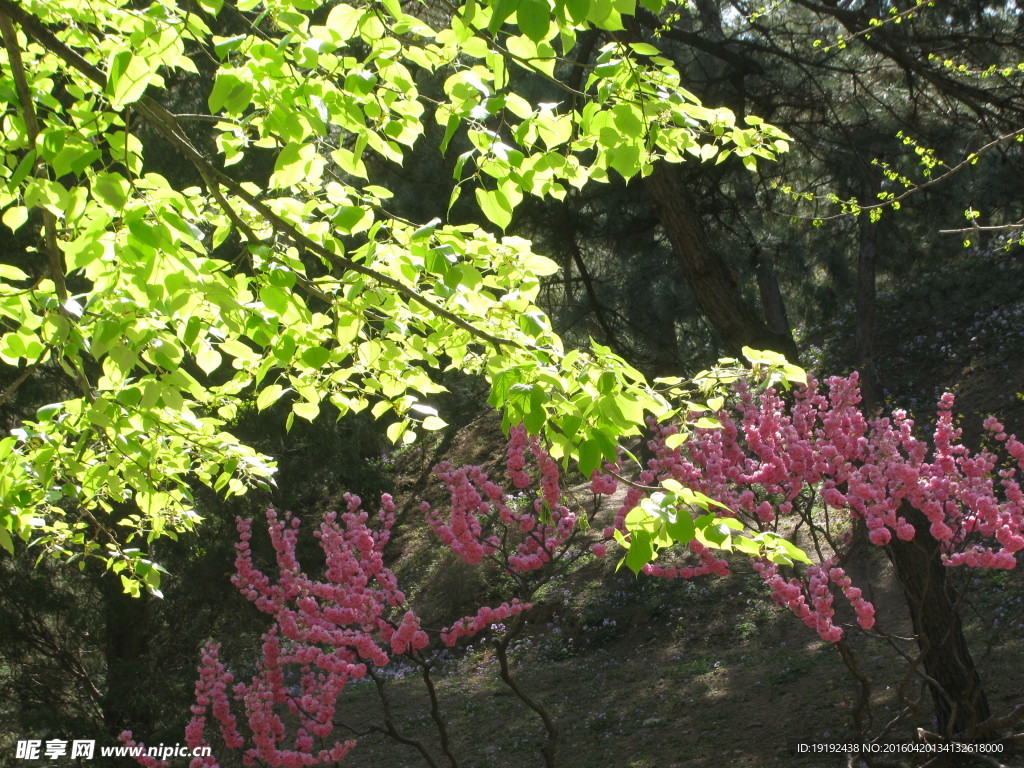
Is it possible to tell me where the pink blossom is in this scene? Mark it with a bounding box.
[423,423,584,576]
[869,528,892,546]
[440,600,532,646]
[624,375,1024,646]
[590,469,619,496]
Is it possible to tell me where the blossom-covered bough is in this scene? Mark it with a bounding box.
[122,428,604,767]
[607,372,1024,750]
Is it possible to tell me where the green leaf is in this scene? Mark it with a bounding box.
[518,312,547,337]
[426,247,456,275]
[0,264,29,281]
[195,345,222,375]
[213,35,246,59]
[629,42,661,56]
[333,206,371,234]
[732,536,764,557]
[566,0,590,22]
[763,533,813,565]
[292,401,320,421]
[0,526,14,555]
[272,142,320,188]
[523,400,546,433]
[2,206,29,232]
[107,50,152,108]
[475,187,514,229]
[694,515,734,549]
[624,529,654,574]
[256,384,287,411]
[259,285,291,316]
[664,432,687,449]
[578,438,602,476]
[612,104,644,137]
[301,346,332,368]
[447,264,483,289]
[517,0,551,41]
[386,420,408,443]
[665,511,695,544]
[489,0,521,32]
[209,72,254,114]
[590,427,618,462]
[411,217,442,240]
[93,173,130,210]
[606,144,642,180]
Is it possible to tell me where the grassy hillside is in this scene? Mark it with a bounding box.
[339,411,1024,768]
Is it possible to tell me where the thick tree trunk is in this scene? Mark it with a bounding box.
[752,245,792,343]
[887,506,991,736]
[645,164,799,360]
[854,179,884,412]
[101,577,152,736]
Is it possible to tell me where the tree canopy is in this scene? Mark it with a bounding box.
[0,0,790,589]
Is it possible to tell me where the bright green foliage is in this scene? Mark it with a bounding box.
[618,479,813,575]
[617,350,811,575]
[0,0,788,588]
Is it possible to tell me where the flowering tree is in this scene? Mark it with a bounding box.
[122,425,620,767]
[615,372,1024,744]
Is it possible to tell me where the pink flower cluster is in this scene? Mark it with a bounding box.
[147,473,572,768]
[440,600,531,646]
[160,494,427,767]
[423,424,579,574]
[186,642,244,759]
[383,611,429,655]
[589,468,619,496]
[615,374,1022,644]
[422,463,501,565]
[830,568,876,632]
[752,561,875,642]
[641,556,731,579]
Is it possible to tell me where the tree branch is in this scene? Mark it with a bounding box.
[494,613,558,768]
[0,0,522,354]
[366,665,446,768]
[0,8,95,402]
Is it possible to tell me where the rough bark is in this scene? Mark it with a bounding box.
[887,506,991,737]
[854,179,885,412]
[101,577,152,736]
[645,163,799,360]
[752,246,793,343]
[739,171,793,347]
